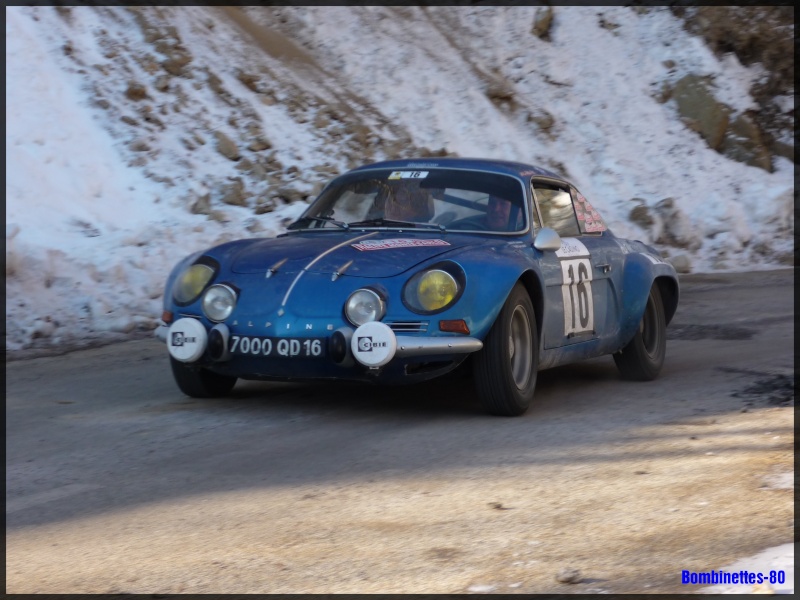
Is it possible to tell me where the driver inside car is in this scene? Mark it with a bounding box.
[485,194,514,230]
[385,186,435,222]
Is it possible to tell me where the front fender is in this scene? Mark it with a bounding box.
[162,239,258,313]
[446,243,540,339]
[162,250,204,312]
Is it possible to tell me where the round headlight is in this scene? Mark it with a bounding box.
[345,289,385,326]
[202,284,237,322]
[405,269,459,312]
[173,263,215,304]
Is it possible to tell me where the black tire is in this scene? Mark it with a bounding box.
[170,357,237,398]
[613,284,666,381]
[473,283,538,416]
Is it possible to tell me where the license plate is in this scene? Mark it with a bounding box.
[229,335,326,358]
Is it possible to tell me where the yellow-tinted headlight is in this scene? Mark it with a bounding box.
[173,263,215,304]
[415,269,458,312]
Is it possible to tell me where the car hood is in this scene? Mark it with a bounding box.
[230,231,489,277]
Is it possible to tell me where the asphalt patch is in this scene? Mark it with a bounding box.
[719,367,796,407]
[667,323,754,340]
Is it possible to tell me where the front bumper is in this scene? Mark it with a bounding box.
[155,322,169,343]
[156,318,482,370]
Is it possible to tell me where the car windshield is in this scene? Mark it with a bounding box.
[288,168,527,233]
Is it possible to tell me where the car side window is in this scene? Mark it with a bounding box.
[532,182,580,237]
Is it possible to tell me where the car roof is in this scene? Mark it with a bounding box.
[349,157,565,180]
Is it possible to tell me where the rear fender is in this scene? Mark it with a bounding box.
[619,253,679,344]
[654,275,679,326]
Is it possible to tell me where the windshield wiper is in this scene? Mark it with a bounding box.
[347,218,446,232]
[287,216,349,230]
[414,222,448,232]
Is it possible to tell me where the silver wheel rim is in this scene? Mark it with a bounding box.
[509,305,532,389]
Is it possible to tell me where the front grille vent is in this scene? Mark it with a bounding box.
[386,321,429,333]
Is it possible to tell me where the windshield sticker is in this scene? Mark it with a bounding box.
[388,170,429,180]
[352,238,450,251]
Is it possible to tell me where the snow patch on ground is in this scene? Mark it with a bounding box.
[699,543,794,595]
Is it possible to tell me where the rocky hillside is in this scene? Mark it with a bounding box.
[672,5,793,167]
[38,5,794,224]
[5,5,794,355]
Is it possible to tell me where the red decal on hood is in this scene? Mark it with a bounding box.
[351,238,451,251]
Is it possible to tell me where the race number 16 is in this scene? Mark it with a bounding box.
[561,258,594,336]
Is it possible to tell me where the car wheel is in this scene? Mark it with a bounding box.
[474,283,538,416]
[613,284,666,381]
[170,357,237,398]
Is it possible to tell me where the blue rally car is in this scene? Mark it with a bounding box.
[156,158,679,416]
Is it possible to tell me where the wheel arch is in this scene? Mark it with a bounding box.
[653,275,679,326]
[517,269,545,342]
[619,253,679,344]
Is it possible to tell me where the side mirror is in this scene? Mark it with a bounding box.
[533,227,562,252]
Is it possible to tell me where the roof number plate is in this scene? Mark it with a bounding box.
[388,171,428,179]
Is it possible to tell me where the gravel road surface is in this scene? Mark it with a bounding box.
[6,269,794,594]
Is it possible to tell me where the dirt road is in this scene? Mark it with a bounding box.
[6,269,794,594]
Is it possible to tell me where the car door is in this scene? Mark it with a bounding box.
[530,179,619,349]
[569,186,625,343]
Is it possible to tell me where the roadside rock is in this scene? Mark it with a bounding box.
[629,202,655,229]
[275,186,304,203]
[668,71,777,172]
[129,138,151,152]
[204,68,237,106]
[125,81,149,101]
[254,198,277,214]
[532,6,554,41]
[667,253,692,274]
[189,193,211,215]
[153,75,171,92]
[214,131,241,161]
[654,197,701,251]
[555,567,582,583]
[719,112,773,172]
[218,178,250,207]
[236,70,263,93]
[672,75,730,151]
[247,137,272,152]
[161,51,192,77]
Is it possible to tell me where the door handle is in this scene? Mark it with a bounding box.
[595,263,611,273]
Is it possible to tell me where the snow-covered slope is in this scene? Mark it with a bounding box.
[5,6,794,355]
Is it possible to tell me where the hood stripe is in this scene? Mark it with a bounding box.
[280,232,379,308]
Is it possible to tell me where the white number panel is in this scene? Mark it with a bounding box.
[560,257,594,336]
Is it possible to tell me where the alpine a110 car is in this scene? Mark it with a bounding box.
[156,157,679,416]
